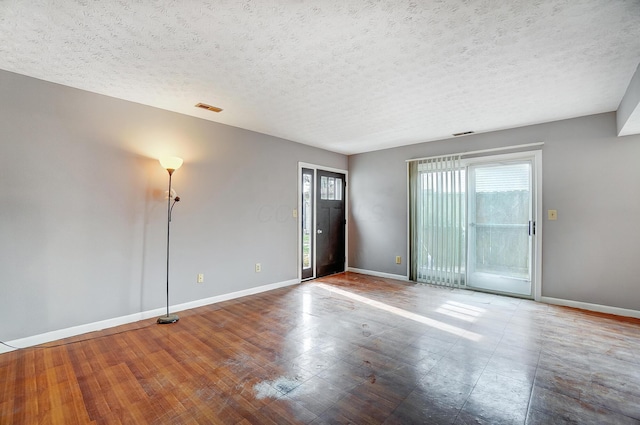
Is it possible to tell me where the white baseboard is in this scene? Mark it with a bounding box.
[166,278,300,313]
[1,311,149,354]
[0,278,300,354]
[347,267,409,282]
[7,278,636,355]
[540,296,640,319]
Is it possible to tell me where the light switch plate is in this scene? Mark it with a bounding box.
[548,210,558,220]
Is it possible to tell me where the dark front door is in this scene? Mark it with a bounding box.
[316,170,346,277]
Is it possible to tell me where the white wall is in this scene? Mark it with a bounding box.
[348,113,640,312]
[0,70,347,341]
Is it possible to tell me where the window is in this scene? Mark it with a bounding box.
[320,176,342,200]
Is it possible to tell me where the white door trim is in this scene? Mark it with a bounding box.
[298,162,349,281]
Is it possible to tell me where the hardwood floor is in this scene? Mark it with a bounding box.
[1,272,640,424]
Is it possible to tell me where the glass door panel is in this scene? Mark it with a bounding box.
[467,161,533,297]
[301,168,314,280]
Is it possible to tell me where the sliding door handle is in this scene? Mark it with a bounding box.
[528,220,536,236]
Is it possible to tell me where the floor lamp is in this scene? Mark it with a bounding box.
[157,156,183,324]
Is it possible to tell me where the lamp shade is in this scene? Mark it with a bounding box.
[159,156,183,171]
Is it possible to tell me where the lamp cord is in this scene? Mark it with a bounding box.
[0,322,155,351]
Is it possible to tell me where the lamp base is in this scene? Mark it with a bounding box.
[157,314,179,324]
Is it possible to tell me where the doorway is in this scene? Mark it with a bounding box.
[299,164,347,281]
[409,150,541,299]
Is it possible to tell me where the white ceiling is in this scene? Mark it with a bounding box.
[1,1,639,155]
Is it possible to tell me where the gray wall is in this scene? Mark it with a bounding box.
[0,70,346,341]
[349,113,640,311]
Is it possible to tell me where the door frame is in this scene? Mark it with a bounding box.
[460,150,543,300]
[298,162,349,282]
[406,149,542,301]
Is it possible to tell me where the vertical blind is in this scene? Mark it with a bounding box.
[409,155,465,287]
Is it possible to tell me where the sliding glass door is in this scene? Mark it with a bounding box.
[467,161,533,296]
[410,151,540,299]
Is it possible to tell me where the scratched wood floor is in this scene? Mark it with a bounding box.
[2,272,640,424]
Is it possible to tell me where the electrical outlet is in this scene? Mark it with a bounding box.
[197,273,204,283]
[292,209,298,218]
[395,256,402,264]
[255,263,261,273]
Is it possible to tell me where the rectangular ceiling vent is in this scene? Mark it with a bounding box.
[195,102,223,113]
[452,131,474,137]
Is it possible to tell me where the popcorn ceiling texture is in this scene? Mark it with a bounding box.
[1,0,639,154]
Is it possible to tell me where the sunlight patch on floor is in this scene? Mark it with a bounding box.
[435,301,486,322]
[316,283,482,342]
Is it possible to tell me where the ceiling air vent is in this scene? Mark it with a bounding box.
[195,102,223,113]
[452,131,474,137]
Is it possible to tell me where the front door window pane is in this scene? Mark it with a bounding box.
[321,176,328,199]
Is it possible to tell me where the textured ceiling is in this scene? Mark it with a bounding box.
[1,0,639,154]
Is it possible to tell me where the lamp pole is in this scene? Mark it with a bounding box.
[157,157,183,324]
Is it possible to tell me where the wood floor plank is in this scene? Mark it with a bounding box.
[2,272,640,424]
